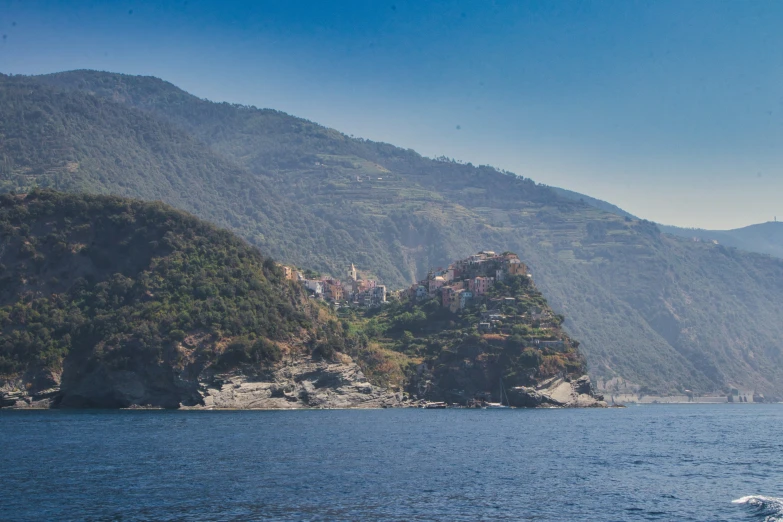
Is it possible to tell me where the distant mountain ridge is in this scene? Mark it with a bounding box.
[2,69,783,398]
[658,222,783,260]
[550,187,783,259]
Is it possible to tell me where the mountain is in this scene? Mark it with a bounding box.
[3,70,783,398]
[35,70,590,281]
[551,187,783,259]
[0,72,416,284]
[0,190,399,409]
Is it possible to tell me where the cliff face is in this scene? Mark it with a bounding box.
[0,359,604,409]
[509,376,606,408]
[1,352,401,409]
[197,354,401,409]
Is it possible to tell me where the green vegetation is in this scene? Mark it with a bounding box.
[0,190,320,381]
[0,73,409,283]
[2,70,782,398]
[338,274,585,402]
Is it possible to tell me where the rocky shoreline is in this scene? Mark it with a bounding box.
[1,355,607,410]
[191,355,403,410]
[1,353,403,410]
[508,375,608,408]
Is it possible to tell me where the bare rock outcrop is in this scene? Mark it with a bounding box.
[1,369,63,409]
[1,352,402,410]
[194,354,401,409]
[508,375,607,408]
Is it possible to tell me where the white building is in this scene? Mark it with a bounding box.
[305,280,323,296]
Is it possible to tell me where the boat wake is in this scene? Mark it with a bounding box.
[733,496,783,521]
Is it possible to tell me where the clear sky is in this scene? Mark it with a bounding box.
[1,0,781,229]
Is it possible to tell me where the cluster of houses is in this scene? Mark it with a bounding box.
[405,251,528,313]
[279,263,387,308]
[404,251,566,350]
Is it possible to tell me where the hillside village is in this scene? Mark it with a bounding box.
[403,251,570,348]
[278,263,387,308]
[331,250,587,405]
[406,251,525,309]
[280,250,568,349]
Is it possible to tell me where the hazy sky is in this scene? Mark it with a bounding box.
[1,0,781,229]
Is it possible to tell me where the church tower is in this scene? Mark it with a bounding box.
[349,263,358,281]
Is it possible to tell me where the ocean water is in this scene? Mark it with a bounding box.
[0,405,781,521]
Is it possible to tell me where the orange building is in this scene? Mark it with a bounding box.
[507,259,527,275]
[323,280,344,302]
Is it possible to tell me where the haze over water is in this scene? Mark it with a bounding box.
[2,406,782,521]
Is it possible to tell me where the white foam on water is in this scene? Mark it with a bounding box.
[733,496,783,522]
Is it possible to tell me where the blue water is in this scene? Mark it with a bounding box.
[1,406,781,521]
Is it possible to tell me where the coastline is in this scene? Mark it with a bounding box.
[605,393,773,405]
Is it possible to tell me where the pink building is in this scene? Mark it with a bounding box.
[428,276,446,296]
[468,276,494,296]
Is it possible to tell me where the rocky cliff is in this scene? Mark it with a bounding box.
[340,252,608,408]
[509,375,607,408]
[1,352,401,409]
[196,354,401,409]
[3,355,608,409]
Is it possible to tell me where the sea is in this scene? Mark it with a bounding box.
[1,405,781,521]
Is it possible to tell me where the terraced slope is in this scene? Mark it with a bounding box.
[551,187,783,260]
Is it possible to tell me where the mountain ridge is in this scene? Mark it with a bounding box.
[550,187,783,259]
[2,69,782,398]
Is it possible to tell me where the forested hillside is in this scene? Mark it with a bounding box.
[0,73,416,283]
[3,70,783,398]
[0,190,337,406]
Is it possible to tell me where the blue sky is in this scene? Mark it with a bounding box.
[1,0,781,229]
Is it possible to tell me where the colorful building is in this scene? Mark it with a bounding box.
[468,276,494,296]
[428,276,446,296]
[323,279,344,302]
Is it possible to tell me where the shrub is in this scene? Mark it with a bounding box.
[250,338,282,363]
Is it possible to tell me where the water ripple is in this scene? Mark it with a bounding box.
[0,406,781,521]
